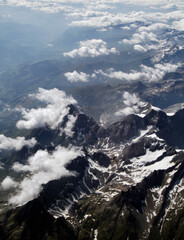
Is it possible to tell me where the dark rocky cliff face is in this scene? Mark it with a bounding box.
[107,114,146,143]
[145,109,184,148]
[0,199,76,240]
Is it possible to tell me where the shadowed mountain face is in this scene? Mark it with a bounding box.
[0,198,76,240]
[0,103,184,240]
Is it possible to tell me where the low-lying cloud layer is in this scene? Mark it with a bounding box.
[0,135,37,151]
[65,61,181,84]
[9,146,83,205]
[2,0,184,8]
[63,39,119,58]
[70,10,184,30]
[16,88,77,130]
[95,63,181,82]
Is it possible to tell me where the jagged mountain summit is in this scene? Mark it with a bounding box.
[0,101,184,240]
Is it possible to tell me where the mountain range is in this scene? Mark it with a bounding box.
[0,100,184,240]
[0,2,184,239]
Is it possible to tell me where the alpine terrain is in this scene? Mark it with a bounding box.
[0,0,184,240]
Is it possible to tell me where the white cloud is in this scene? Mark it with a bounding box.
[97,28,108,32]
[95,62,181,82]
[2,0,74,13]
[1,1,183,34]
[63,115,77,137]
[87,3,115,10]
[70,12,142,28]
[16,88,77,130]
[172,19,184,31]
[110,0,183,9]
[160,3,178,10]
[69,6,184,34]
[66,10,108,19]
[1,176,18,190]
[0,135,37,151]
[2,0,183,6]
[122,31,158,45]
[121,26,130,30]
[2,0,184,15]
[64,71,90,82]
[134,44,147,52]
[115,91,145,117]
[63,39,119,58]
[123,91,139,106]
[10,146,83,205]
[138,23,170,32]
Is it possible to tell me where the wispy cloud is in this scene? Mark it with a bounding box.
[115,91,145,117]
[95,63,181,82]
[2,0,184,15]
[62,115,78,137]
[70,12,140,28]
[114,0,183,7]
[63,39,119,58]
[0,135,37,151]
[66,10,108,19]
[1,0,74,13]
[87,3,115,11]
[70,7,184,32]
[134,44,147,52]
[9,146,83,205]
